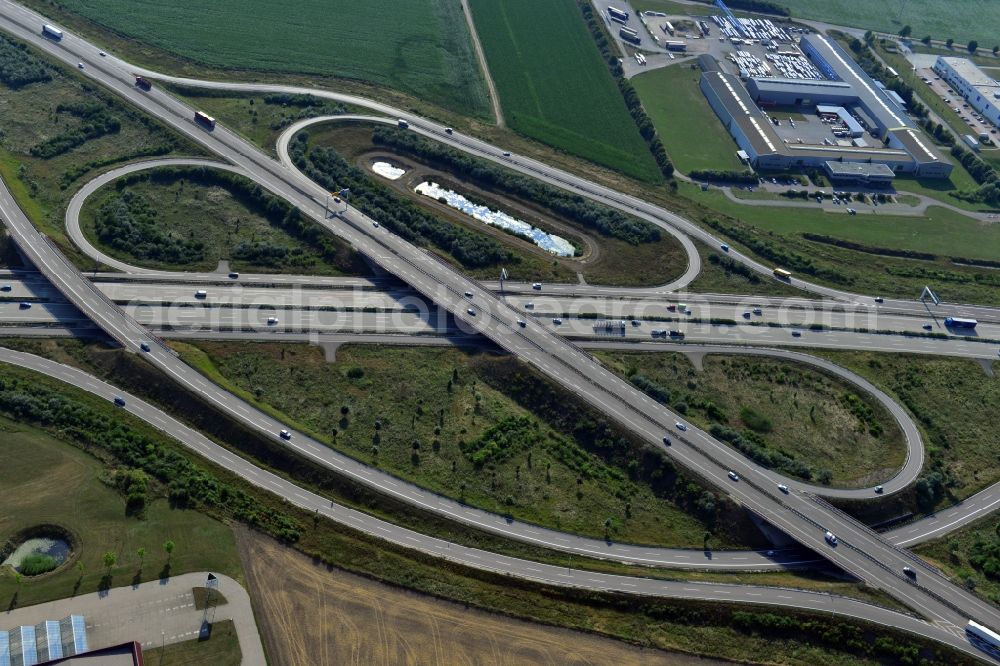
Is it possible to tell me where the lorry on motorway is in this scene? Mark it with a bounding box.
[966,620,1000,659]
[194,111,216,129]
[42,24,63,40]
[944,317,977,329]
[397,119,409,129]
[134,76,152,91]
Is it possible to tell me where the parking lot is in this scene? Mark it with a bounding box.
[918,66,999,142]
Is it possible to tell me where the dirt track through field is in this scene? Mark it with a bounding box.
[235,527,726,666]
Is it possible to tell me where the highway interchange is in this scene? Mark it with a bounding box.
[2,1,1000,660]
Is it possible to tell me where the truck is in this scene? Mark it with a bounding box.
[966,620,1000,659]
[607,6,629,23]
[42,24,63,40]
[944,317,978,329]
[194,111,216,129]
[664,40,687,52]
[134,76,152,91]
[773,267,792,280]
[397,119,409,129]
[619,27,641,44]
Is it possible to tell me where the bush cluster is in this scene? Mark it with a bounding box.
[94,189,206,264]
[0,33,52,88]
[30,102,121,159]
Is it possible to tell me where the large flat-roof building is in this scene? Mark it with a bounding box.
[933,56,1000,128]
[699,33,953,179]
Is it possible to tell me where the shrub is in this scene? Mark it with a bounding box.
[18,553,58,576]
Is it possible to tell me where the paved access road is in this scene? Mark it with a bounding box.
[3,5,1000,655]
[0,572,265,665]
[1,346,990,663]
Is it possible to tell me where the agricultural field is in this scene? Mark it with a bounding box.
[236,527,718,666]
[595,352,906,488]
[467,0,661,182]
[632,65,746,173]
[0,33,196,263]
[30,0,490,118]
[770,0,1000,49]
[79,166,366,275]
[0,413,243,609]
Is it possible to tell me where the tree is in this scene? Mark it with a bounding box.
[163,540,175,562]
[993,46,999,56]
[136,547,146,567]
[603,517,613,539]
[76,561,84,576]
[946,38,954,48]
[921,35,932,46]
[102,551,117,573]
[969,40,979,54]
[899,25,912,38]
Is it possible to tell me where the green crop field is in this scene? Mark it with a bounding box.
[467,0,660,182]
[632,64,745,174]
[771,1,1000,49]
[41,0,490,118]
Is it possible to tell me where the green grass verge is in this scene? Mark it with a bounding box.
[631,64,746,174]
[467,0,661,182]
[78,166,364,275]
[139,619,241,666]
[817,352,1000,509]
[0,416,243,609]
[916,512,1000,608]
[34,0,490,119]
[595,352,906,488]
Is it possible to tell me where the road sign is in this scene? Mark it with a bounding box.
[921,286,940,305]
[206,572,219,590]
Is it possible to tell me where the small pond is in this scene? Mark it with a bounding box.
[371,161,406,180]
[414,181,576,256]
[2,537,71,574]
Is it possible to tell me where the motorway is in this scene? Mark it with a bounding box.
[0,344,989,662]
[2,2,1000,658]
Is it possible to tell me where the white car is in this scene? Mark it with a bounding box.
[267,317,279,325]
[517,319,526,327]
[98,51,106,56]
[502,151,511,157]
[77,62,84,69]
[467,308,476,316]
[532,282,542,290]
[464,291,473,298]
[728,471,740,482]
[279,429,292,440]
[552,318,562,325]
[140,342,151,352]
[675,421,687,431]
[777,484,789,493]
[824,531,838,546]
[373,221,379,228]
[524,302,534,309]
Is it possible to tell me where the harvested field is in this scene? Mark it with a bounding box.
[236,527,725,666]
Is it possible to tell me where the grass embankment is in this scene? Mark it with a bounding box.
[596,352,906,488]
[772,0,1000,50]
[78,166,366,275]
[818,352,1000,511]
[0,348,966,664]
[25,0,490,119]
[143,620,241,666]
[0,33,200,267]
[467,0,660,182]
[0,416,243,609]
[308,123,688,286]
[631,65,746,174]
[916,513,1000,607]
[174,340,733,548]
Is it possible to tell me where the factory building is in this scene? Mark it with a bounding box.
[700,33,953,179]
[933,56,1000,127]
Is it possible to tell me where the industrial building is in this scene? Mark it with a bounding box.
[700,33,953,180]
[933,56,1000,127]
[0,615,88,666]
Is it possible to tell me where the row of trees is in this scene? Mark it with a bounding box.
[370,127,661,245]
[0,33,51,88]
[290,135,514,269]
[904,29,999,56]
[578,1,674,179]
